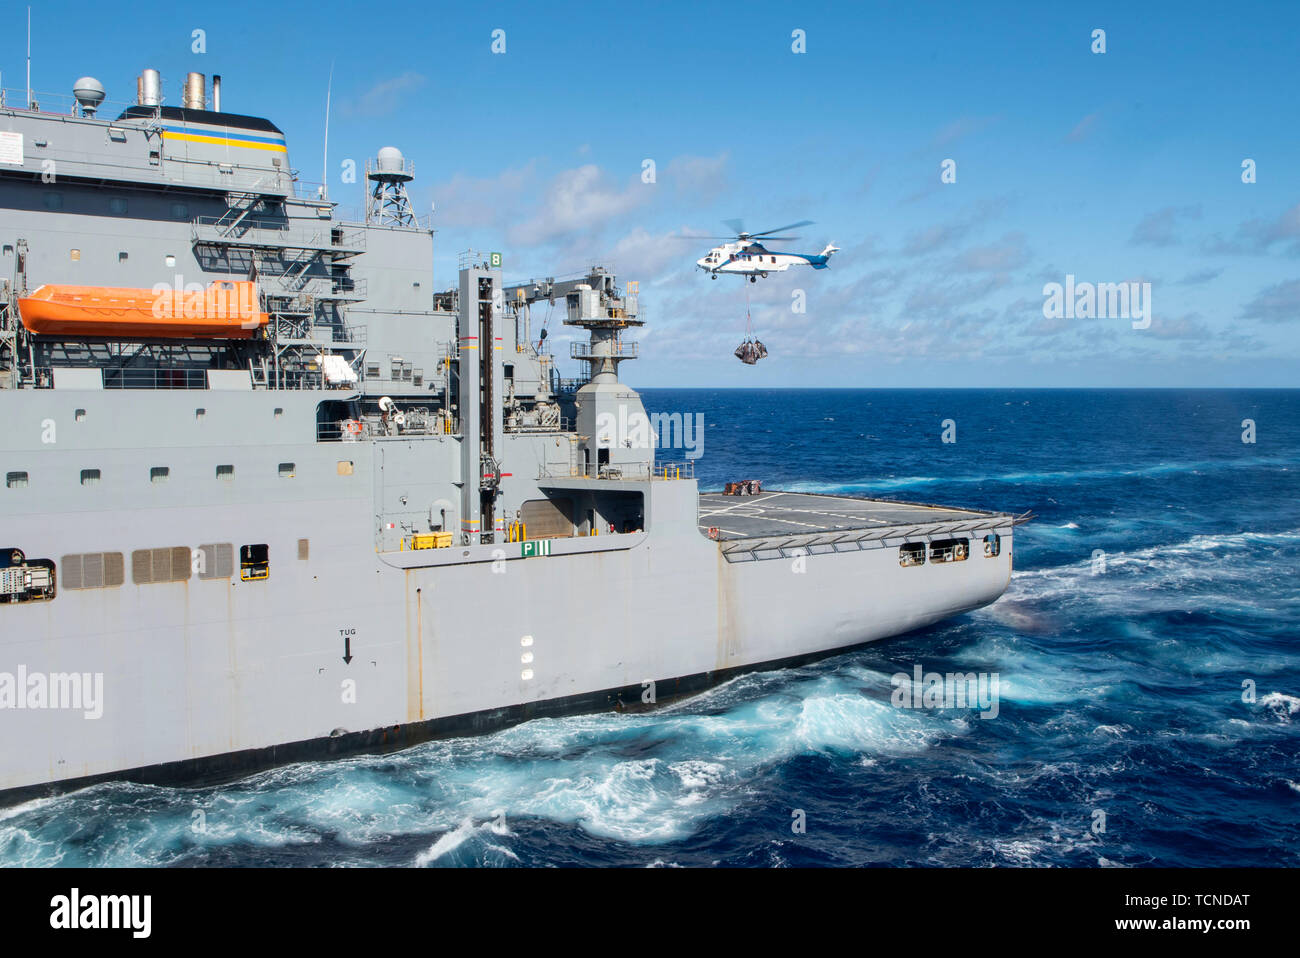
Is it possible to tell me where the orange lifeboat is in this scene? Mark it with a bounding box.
[18,281,269,340]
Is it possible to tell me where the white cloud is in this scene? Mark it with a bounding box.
[508,164,650,247]
[345,72,426,117]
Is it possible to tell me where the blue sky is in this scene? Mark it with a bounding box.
[7,0,1298,386]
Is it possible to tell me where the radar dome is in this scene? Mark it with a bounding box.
[376,146,405,173]
[73,77,106,116]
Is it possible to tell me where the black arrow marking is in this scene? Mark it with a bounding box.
[343,634,353,665]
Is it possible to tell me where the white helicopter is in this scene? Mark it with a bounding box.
[693,219,840,282]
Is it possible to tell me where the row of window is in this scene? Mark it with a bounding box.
[63,249,178,267]
[899,535,1001,567]
[2,540,308,604]
[29,192,192,219]
[5,461,355,488]
[61,541,304,590]
[366,362,424,385]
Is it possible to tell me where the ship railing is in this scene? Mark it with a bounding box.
[21,366,211,390]
[539,460,694,481]
[504,417,571,434]
[323,276,368,300]
[316,419,459,442]
[289,179,330,201]
[570,340,638,360]
[103,367,208,390]
[552,376,584,395]
[192,218,367,254]
[0,87,136,117]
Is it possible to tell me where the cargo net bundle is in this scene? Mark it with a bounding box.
[734,338,768,365]
[734,287,768,364]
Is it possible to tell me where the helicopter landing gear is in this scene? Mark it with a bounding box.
[710,274,717,280]
[748,274,757,284]
[760,271,768,279]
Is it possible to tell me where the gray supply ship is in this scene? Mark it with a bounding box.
[0,67,1026,803]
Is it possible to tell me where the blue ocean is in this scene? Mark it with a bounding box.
[3,388,1297,867]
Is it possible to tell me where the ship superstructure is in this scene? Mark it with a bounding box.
[0,69,1025,801]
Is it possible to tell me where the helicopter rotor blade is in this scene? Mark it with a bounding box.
[750,220,814,238]
[722,218,746,236]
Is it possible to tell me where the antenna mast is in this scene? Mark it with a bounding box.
[321,62,334,202]
[26,7,32,109]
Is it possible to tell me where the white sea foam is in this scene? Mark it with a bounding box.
[784,456,1300,495]
[1259,692,1300,721]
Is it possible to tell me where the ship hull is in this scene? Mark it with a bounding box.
[0,390,1014,805]
[0,542,1011,804]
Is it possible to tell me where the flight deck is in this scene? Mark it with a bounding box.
[697,491,999,539]
[697,490,1024,562]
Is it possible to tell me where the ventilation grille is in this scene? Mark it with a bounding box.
[196,543,234,580]
[60,552,125,590]
[132,546,192,584]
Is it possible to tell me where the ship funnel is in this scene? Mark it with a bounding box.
[139,68,161,106]
[72,77,106,117]
[212,74,221,112]
[183,72,206,110]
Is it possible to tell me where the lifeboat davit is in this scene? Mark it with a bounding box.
[18,281,269,339]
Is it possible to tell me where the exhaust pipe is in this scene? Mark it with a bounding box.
[183,72,205,110]
[139,68,161,107]
[212,74,221,112]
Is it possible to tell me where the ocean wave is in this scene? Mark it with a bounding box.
[783,456,1300,495]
